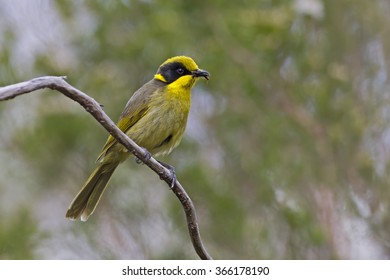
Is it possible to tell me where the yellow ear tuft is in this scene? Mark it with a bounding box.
[154,73,167,83]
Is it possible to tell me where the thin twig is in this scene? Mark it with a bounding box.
[0,76,212,260]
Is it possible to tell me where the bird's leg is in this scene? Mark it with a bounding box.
[134,149,176,188]
[157,160,177,189]
[135,148,152,164]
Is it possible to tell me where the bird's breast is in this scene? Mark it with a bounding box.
[125,87,191,156]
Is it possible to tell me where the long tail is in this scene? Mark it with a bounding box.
[66,161,120,221]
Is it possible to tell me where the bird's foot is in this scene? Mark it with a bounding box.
[135,148,152,164]
[157,160,177,189]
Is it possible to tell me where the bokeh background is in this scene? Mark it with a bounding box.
[1,0,390,259]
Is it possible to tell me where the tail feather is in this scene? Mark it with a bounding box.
[66,161,119,221]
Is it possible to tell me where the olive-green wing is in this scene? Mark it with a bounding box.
[96,79,165,161]
[96,107,148,161]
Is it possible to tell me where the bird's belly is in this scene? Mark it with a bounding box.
[125,104,189,156]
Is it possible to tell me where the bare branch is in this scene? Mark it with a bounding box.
[0,76,212,260]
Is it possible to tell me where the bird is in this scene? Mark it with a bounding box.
[65,55,210,221]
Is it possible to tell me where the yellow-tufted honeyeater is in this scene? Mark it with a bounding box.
[66,56,210,221]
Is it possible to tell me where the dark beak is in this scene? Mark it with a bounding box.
[192,69,210,80]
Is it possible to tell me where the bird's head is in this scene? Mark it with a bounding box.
[154,56,210,88]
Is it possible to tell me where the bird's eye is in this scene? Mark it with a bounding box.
[176,68,185,75]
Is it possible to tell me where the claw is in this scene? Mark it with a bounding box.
[135,148,152,164]
[157,160,177,188]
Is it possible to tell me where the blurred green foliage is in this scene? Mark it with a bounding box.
[0,209,42,259]
[1,0,390,259]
